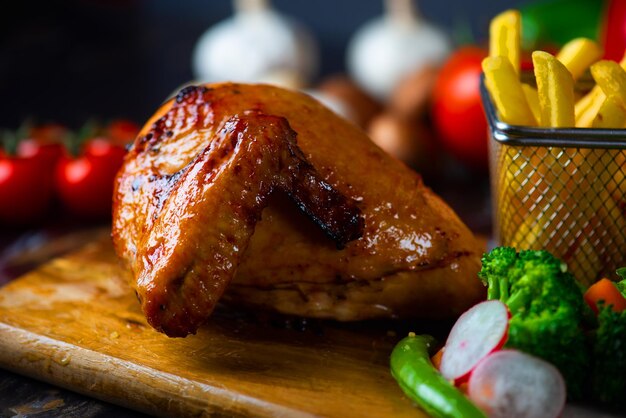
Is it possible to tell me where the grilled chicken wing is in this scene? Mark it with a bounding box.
[113,83,485,337]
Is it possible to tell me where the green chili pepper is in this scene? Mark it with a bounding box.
[390,333,486,418]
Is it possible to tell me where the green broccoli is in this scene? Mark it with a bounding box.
[478,247,589,399]
[616,267,626,294]
[591,275,626,409]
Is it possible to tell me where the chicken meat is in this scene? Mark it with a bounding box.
[113,83,485,337]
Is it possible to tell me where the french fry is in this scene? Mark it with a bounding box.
[579,63,626,273]
[576,52,626,127]
[533,51,576,127]
[522,84,540,125]
[575,86,604,127]
[556,38,602,81]
[531,53,592,281]
[590,60,626,108]
[482,56,536,126]
[578,62,626,279]
[489,9,521,74]
[592,96,626,128]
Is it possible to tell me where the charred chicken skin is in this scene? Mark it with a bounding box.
[113,83,485,337]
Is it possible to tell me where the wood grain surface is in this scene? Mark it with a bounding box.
[0,237,429,418]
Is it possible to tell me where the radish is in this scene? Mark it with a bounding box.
[440,300,510,383]
[468,350,566,418]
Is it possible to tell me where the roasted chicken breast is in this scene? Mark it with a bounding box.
[113,83,485,337]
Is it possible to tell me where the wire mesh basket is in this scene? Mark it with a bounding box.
[481,77,626,287]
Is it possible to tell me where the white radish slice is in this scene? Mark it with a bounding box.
[468,350,566,418]
[440,300,510,383]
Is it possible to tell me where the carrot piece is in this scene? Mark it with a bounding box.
[431,347,444,370]
[584,278,626,314]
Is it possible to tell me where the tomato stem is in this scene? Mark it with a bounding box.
[64,119,99,157]
[1,130,18,156]
[16,118,33,142]
[1,119,33,156]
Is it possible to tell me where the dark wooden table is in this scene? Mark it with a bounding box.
[0,368,147,418]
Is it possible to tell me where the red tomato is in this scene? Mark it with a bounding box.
[431,46,489,171]
[29,123,69,145]
[107,119,140,145]
[0,140,62,225]
[17,138,64,168]
[55,138,126,220]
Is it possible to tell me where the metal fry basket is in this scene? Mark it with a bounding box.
[481,77,626,287]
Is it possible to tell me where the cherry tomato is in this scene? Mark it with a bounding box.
[106,119,140,145]
[431,46,489,171]
[55,138,126,220]
[29,123,69,145]
[0,140,62,225]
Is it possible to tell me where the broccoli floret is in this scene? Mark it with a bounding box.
[591,279,626,409]
[479,246,517,301]
[616,268,626,293]
[479,247,589,399]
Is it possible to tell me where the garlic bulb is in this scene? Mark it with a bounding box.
[192,0,318,88]
[347,0,450,100]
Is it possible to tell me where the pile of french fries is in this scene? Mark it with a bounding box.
[484,10,626,286]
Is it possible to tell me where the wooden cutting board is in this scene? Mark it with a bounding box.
[0,237,430,418]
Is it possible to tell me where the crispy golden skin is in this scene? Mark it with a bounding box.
[113,83,485,337]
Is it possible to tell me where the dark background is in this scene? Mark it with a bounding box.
[0,0,527,129]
